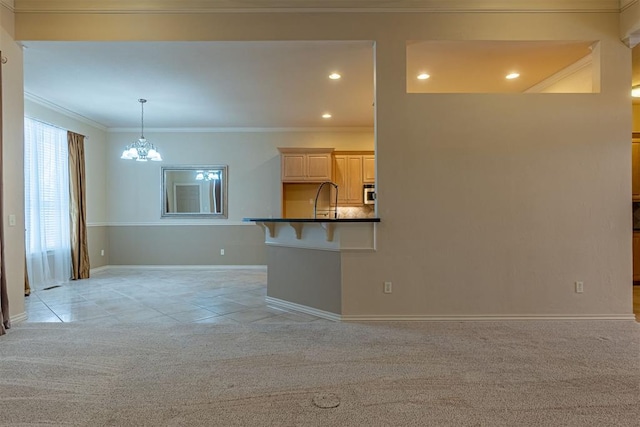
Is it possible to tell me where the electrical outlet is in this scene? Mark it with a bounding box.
[100,249,105,256]
[384,281,392,294]
[220,249,225,256]
[575,281,584,293]
[8,214,15,227]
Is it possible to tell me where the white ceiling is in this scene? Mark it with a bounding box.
[22,41,376,129]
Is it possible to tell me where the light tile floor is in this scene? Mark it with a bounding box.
[24,267,329,325]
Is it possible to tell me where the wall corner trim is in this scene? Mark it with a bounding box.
[524,54,594,93]
[10,312,27,324]
[266,297,341,321]
[0,0,15,12]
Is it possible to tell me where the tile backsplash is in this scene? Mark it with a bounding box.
[337,205,376,219]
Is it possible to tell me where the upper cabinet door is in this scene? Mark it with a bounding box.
[333,155,348,204]
[306,153,332,181]
[279,148,334,182]
[281,153,307,181]
[363,155,375,183]
[332,152,375,206]
[633,142,640,201]
[346,156,364,203]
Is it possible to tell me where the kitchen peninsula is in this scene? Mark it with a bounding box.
[243,217,380,320]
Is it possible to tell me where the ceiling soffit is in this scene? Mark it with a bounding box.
[12,0,621,14]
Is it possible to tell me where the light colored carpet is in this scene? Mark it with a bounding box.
[1,320,639,426]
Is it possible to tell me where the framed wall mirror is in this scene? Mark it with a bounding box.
[161,165,228,218]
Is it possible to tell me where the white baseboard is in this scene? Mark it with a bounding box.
[95,264,267,271]
[341,314,637,322]
[89,265,110,274]
[266,297,341,322]
[10,312,28,324]
[260,298,638,323]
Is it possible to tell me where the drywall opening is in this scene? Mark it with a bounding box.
[406,40,600,94]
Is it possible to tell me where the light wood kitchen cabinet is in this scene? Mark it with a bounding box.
[279,148,333,182]
[633,142,640,201]
[333,155,363,205]
[332,151,374,206]
[634,232,640,282]
[363,155,375,183]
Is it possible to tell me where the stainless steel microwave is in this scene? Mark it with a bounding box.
[363,184,376,204]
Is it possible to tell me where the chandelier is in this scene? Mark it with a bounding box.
[195,170,220,181]
[120,99,162,162]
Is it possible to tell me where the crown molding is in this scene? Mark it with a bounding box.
[13,0,621,14]
[24,92,108,131]
[523,53,593,93]
[108,126,374,133]
[1,0,14,12]
[621,0,636,12]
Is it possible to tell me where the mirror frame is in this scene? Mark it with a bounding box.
[161,165,228,219]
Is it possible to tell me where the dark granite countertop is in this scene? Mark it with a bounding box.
[243,217,380,223]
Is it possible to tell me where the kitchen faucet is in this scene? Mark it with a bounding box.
[313,181,339,219]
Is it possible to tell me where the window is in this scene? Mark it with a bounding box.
[24,117,71,287]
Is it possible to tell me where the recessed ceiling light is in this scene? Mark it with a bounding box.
[329,73,341,80]
[322,113,332,119]
[506,72,520,80]
[417,73,430,80]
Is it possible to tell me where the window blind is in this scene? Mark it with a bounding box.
[24,118,70,253]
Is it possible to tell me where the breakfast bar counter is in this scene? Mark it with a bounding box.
[243,217,380,320]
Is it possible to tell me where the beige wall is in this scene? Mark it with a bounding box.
[268,245,341,314]
[108,225,266,265]
[1,5,25,321]
[11,10,634,318]
[106,130,372,266]
[87,225,109,269]
[354,15,630,317]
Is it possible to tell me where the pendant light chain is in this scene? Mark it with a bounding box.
[139,98,146,140]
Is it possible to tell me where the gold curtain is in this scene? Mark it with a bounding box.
[68,132,91,280]
[0,51,9,335]
[24,258,30,296]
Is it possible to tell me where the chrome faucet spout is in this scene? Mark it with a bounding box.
[313,181,339,219]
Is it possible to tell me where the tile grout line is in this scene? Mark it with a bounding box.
[29,291,65,322]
